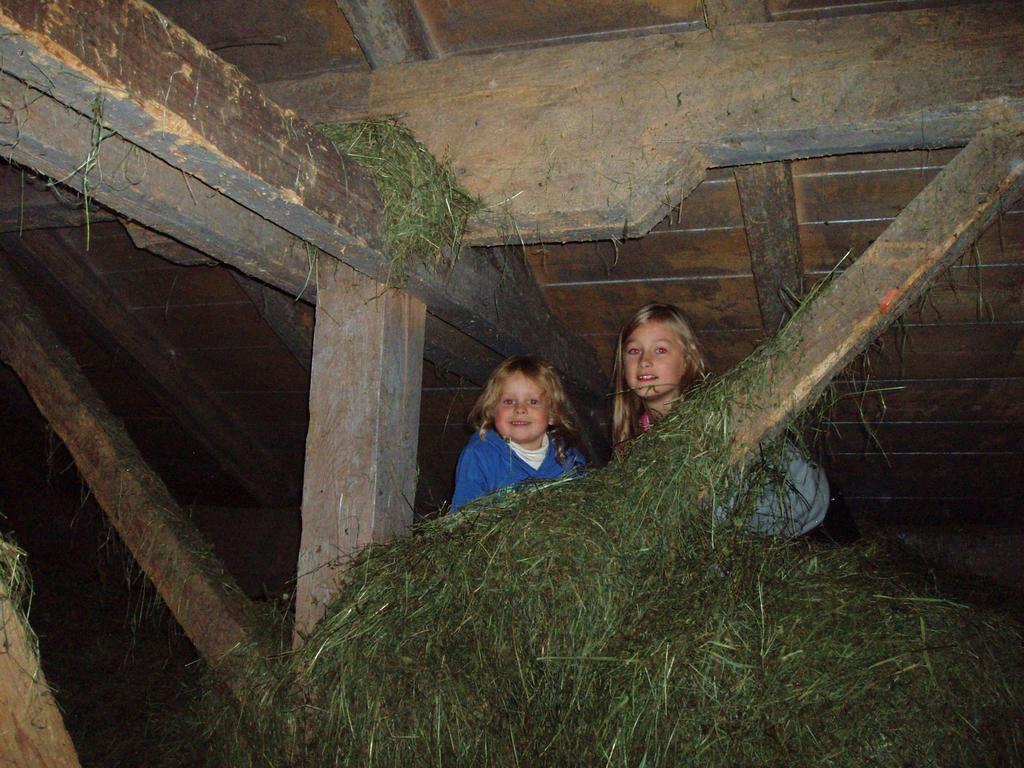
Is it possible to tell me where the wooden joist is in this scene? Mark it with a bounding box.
[0,254,267,671]
[266,3,1024,243]
[734,163,804,332]
[335,0,437,67]
[727,122,1024,462]
[4,229,295,506]
[0,2,608,413]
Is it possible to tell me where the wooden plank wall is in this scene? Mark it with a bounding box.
[528,146,1024,524]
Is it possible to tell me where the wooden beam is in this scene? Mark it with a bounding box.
[295,260,425,637]
[0,255,267,670]
[726,122,1024,464]
[0,561,81,768]
[734,162,803,332]
[231,268,501,386]
[0,67,608,421]
[335,0,438,67]
[711,0,799,334]
[123,221,216,266]
[702,0,768,28]
[2,229,294,506]
[0,163,115,233]
[264,3,1024,243]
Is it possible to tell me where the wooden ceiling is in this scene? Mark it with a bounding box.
[0,0,1021,574]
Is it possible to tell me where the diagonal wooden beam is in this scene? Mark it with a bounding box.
[0,253,268,671]
[335,0,438,67]
[2,228,295,506]
[727,122,1024,463]
[0,44,607,424]
[265,3,1024,243]
[734,162,804,332]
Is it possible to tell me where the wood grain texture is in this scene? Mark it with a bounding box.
[295,259,425,637]
[727,122,1024,460]
[4,229,294,505]
[0,586,81,768]
[267,4,1024,243]
[734,162,804,331]
[0,255,266,671]
[0,72,605,406]
[335,0,436,66]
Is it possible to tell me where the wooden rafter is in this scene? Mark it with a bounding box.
[0,73,607,456]
[266,3,1024,243]
[734,163,804,332]
[0,1,609,411]
[2,229,294,505]
[0,255,267,672]
[727,122,1024,462]
[335,0,438,67]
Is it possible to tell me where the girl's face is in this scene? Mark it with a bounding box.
[493,372,552,450]
[623,320,690,416]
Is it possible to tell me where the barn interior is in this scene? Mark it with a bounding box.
[0,0,1022,764]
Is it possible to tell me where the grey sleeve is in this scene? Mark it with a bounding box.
[744,445,829,538]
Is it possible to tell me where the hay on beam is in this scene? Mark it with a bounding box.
[320,118,481,284]
[165,333,1024,767]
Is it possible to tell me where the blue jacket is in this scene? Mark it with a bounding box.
[450,430,586,514]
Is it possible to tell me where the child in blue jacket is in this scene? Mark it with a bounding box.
[450,356,586,514]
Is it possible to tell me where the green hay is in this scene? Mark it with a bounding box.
[162,330,1024,767]
[0,533,33,650]
[320,118,481,284]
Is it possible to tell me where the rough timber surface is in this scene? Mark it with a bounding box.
[0,72,606,411]
[0,582,81,767]
[267,3,1024,244]
[0,256,265,672]
[728,122,1024,460]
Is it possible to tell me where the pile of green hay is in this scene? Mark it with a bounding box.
[320,118,481,284]
[172,341,1023,767]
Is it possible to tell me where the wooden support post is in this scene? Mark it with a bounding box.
[734,162,804,332]
[0,255,266,672]
[295,260,425,638]
[727,122,1024,463]
[0,559,81,768]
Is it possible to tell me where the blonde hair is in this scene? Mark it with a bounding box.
[612,303,707,447]
[468,356,580,462]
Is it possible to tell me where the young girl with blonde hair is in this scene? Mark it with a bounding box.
[612,302,830,538]
[612,302,707,447]
[450,356,586,514]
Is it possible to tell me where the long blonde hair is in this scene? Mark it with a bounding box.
[468,356,581,462]
[612,303,706,447]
